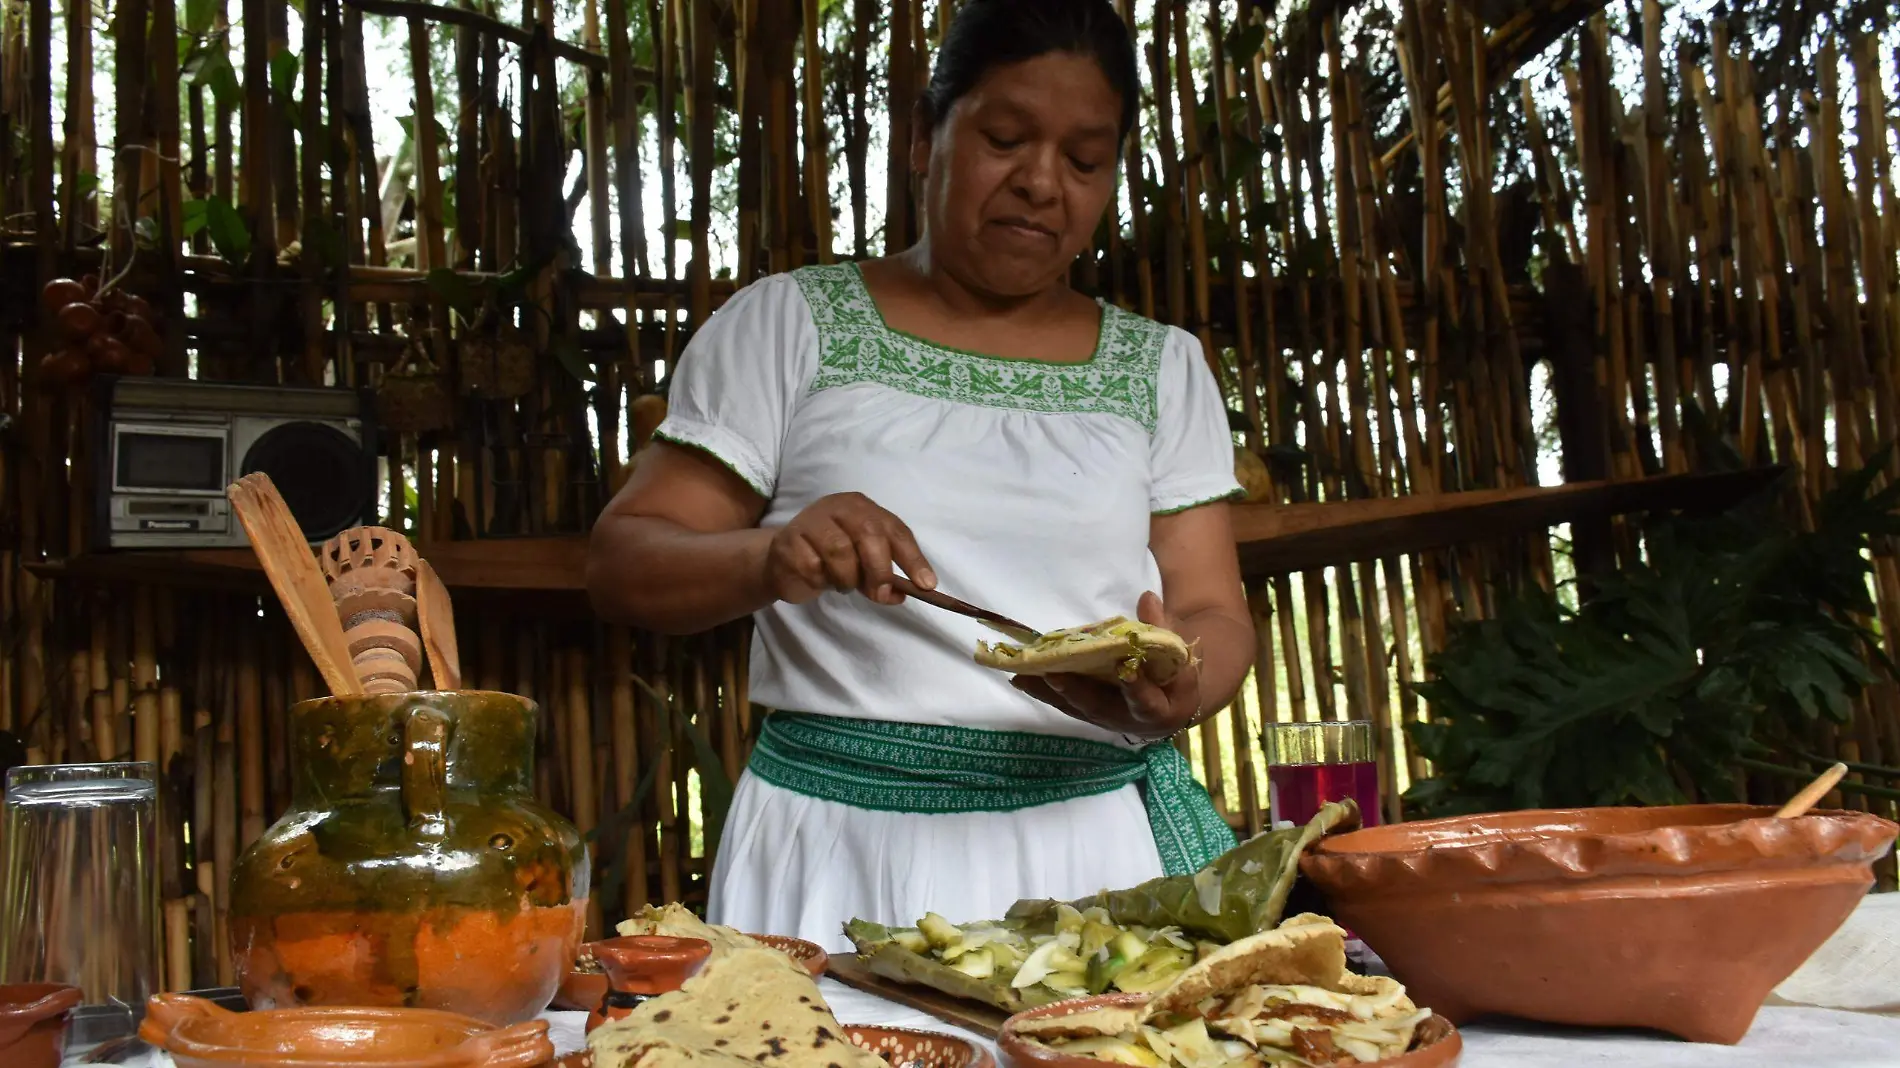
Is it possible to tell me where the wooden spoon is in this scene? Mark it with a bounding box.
[226,474,364,696]
[414,559,463,691]
[1776,761,1848,818]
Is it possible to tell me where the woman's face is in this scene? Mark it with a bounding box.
[914,51,1123,298]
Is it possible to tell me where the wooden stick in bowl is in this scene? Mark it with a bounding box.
[226,474,363,697]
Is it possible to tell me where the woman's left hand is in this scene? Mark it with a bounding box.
[1010,592,1200,741]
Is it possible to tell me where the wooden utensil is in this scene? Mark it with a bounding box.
[415,559,463,691]
[226,474,364,697]
[1776,762,1848,818]
[887,576,1042,643]
[320,526,422,694]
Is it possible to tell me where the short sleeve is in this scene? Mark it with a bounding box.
[1149,329,1245,514]
[652,274,818,498]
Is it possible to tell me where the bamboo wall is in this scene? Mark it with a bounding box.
[0,0,1897,988]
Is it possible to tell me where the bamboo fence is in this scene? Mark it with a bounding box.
[0,0,1896,989]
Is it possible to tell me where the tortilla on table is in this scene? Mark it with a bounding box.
[589,947,886,1068]
[974,617,1193,684]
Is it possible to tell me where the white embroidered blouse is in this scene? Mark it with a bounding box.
[652,263,1243,745]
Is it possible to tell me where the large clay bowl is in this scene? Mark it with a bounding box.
[1300,804,1899,1044]
[553,932,829,1012]
[139,993,554,1068]
[555,1023,993,1068]
[999,993,1460,1068]
[0,984,82,1068]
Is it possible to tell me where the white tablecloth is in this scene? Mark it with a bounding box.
[111,893,1900,1067]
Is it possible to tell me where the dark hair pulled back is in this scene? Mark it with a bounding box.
[921,0,1141,138]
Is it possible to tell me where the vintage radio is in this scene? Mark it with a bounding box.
[89,376,378,549]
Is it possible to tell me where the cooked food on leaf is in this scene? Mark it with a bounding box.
[589,945,885,1068]
[1016,916,1433,1068]
[975,617,1193,684]
[845,802,1360,1012]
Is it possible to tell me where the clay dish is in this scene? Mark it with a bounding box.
[139,993,554,1068]
[0,984,82,1068]
[1300,804,1899,1045]
[553,932,829,1012]
[553,1024,994,1068]
[998,993,1460,1068]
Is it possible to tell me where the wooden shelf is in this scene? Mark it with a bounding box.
[28,468,1785,594]
[31,536,591,594]
[1231,467,1786,577]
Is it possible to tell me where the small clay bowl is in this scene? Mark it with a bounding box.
[139,992,554,1067]
[586,936,713,1033]
[999,993,1459,1068]
[1300,804,1899,1045]
[553,932,828,1012]
[0,983,82,1068]
[554,1023,993,1068]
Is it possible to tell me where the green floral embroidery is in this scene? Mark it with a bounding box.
[792,264,1167,431]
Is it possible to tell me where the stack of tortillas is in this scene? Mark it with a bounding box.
[589,946,885,1068]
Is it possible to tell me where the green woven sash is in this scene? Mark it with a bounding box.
[747,712,1236,876]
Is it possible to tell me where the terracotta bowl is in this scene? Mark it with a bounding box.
[0,984,82,1068]
[555,1023,993,1068]
[139,992,555,1068]
[553,932,829,1012]
[1299,804,1899,1045]
[999,993,1460,1068]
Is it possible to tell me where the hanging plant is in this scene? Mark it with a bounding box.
[1405,459,1900,817]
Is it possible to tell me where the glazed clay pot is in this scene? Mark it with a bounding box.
[139,992,553,1068]
[0,984,82,1068]
[555,932,829,1013]
[584,935,711,1033]
[230,691,590,1026]
[1300,804,1899,1044]
[998,993,1460,1068]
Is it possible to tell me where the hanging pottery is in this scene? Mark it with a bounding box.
[378,330,456,434]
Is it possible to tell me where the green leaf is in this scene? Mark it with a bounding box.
[204,195,251,264]
[425,267,480,317]
[181,198,210,238]
[671,218,693,242]
[547,335,595,383]
[1228,23,1268,61]
[269,51,300,101]
[184,0,216,33]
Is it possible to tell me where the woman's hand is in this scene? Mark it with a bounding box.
[1010,592,1201,741]
[765,492,939,606]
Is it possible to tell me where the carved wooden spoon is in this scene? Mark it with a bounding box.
[226,473,363,696]
[1776,761,1849,818]
[414,559,463,691]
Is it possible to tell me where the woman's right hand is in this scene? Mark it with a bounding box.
[763,492,938,606]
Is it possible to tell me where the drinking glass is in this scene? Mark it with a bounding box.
[0,763,162,1009]
[1261,720,1382,830]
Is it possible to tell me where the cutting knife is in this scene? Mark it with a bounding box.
[887,575,1043,644]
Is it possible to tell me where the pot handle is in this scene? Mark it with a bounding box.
[403,705,451,834]
[137,994,233,1048]
[0,985,80,1049]
[460,1021,556,1068]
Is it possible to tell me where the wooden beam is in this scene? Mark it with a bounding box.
[1233,468,1786,577]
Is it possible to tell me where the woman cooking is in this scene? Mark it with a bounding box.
[587,0,1253,949]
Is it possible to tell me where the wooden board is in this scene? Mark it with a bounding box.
[1231,467,1784,577]
[826,953,1011,1038]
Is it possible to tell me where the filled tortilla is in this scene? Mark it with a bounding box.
[1016,915,1433,1067]
[975,617,1193,684]
[617,902,762,960]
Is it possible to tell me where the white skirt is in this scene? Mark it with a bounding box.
[707,770,1166,951]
